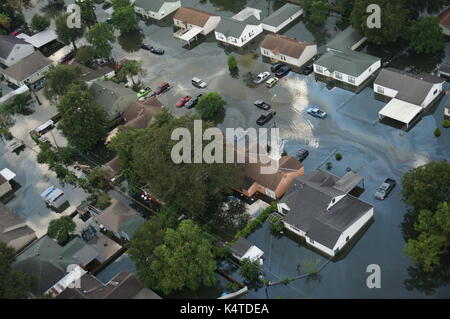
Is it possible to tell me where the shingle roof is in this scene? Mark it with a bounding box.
[438,8,450,29]
[374,68,445,106]
[173,7,216,27]
[216,17,248,38]
[261,34,313,59]
[230,238,253,258]
[2,51,52,81]
[262,3,302,27]
[315,49,379,77]
[0,35,30,59]
[281,170,373,249]
[95,198,143,234]
[327,26,365,52]
[133,0,165,12]
[0,202,36,247]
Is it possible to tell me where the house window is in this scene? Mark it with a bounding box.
[309,238,315,244]
[315,65,323,73]
[280,55,286,61]
[335,71,342,80]
[264,50,268,55]
[346,236,350,242]
[369,67,372,72]
[377,86,384,94]
[348,76,355,84]
[434,89,438,95]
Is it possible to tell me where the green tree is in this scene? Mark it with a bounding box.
[74,45,95,65]
[76,0,97,27]
[57,83,108,152]
[239,258,262,283]
[300,0,331,25]
[111,0,132,8]
[111,6,139,34]
[0,13,11,30]
[47,216,76,245]
[195,92,226,122]
[130,113,242,218]
[404,202,450,272]
[0,242,34,298]
[117,59,143,85]
[30,14,49,32]
[228,55,238,71]
[408,17,445,54]
[43,64,83,101]
[350,0,407,44]
[86,22,115,60]
[55,14,85,50]
[86,166,110,191]
[403,0,447,14]
[149,219,217,295]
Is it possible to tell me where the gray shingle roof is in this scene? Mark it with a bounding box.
[315,49,379,77]
[374,68,445,106]
[327,26,365,52]
[0,202,36,248]
[231,238,253,258]
[134,0,165,12]
[262,3,302,28]
[2,51,52,82]
[216,17,248,38]
[0,35,30,59]
[281,170,373,249]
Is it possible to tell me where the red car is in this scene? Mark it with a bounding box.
[154,82,170,95]
[115,58,128,71]
[10,29,23,36]
[176,96,192,107]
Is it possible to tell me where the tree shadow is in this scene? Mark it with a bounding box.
[229,68,240,79]
[118,30,145,53]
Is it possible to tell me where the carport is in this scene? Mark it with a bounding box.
[378,98,422,129]
[174,26,203,46]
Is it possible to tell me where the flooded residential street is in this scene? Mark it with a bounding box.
[9,0,450,298]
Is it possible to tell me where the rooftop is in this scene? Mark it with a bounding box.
[0,35,31,59]
[326,26,366,52]
[173,7,216,27]
[261,33,313,59]
[262,3,303,28]
[314,49,379,77]
[2,51,52,82]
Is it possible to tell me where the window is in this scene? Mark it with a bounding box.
[264,50,269,55]
[315,65,323,73]
[348,76,355,84]
[335,71,342,80]
[310,238,315,244]
[280,55,286,61]
[346,236,350,242]
[434,89,438,95]
[377,86,384,94]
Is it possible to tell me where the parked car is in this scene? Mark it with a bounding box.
[254,71,271,84]
[302,65,314,75]
[58,51,75,64]
[114,58,128,71]
[141,44,164,55]
[176,96,192,107]
[137,87,152,98]
[256,111,276,126]
[185,94,203,109]
[295,149,309,162]
[265,77,279,88]
[274,65,291,78]
[374,178,396,200]
[154,82,170,95]
[192,77,207,88]
[10,29,23,36]
[307,107,327,119]
[270,62,285,73]
[254,100,271,111]
[33,79,45,90]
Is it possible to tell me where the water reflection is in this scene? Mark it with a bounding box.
[208,0,247,13]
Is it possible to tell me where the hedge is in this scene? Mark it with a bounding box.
[234,201,277,240]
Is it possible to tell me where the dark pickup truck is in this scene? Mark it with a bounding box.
[256,111,276,126]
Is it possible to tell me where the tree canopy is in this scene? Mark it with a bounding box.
[86,22,116,59]
[117,59,143,84]
[57,82,108,152]
[76,0,97,27]
[0,242,34,298]
[195,92,226,122]
[239,258,262,283]
[30,14,50,32]
[55,14,85,50]
[408,17,445,54]
[48,216,76,245]
[74,45,95,65]
[111,5,140,34]
[300,0,331,25]
[43,64,83,101]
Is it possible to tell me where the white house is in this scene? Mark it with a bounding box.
[262,3,303,33]
[173,7,221,45]
[0,35,35,67]
[313,26,380,88]
[230,238,264,263]
[280,169,374,257]
[133,0,181,20]
[375,68,445,128]
[215,9,263,48]
[1,51,53,86]
[260,33,316,68]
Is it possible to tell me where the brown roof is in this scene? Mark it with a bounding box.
[123,98,163,129]
[95,198,139,233]
[438,9,450,29]
[0,202,36,247]
[104,156,121,175]
[173,7,216,27]
[3,51,52,81]
[261,34,313,59]
[0,174,7,185]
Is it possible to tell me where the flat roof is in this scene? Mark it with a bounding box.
[0,168,16,181]
[177,26,203,41]
[17,29,58,48]
[379,98,422,125]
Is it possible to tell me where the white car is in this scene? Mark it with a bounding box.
[254,72,271,84]
[192,77,207,88]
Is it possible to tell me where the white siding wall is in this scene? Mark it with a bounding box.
[216,24,262,47]
[261,44,317,67]
[135,1,181,20]
[314,59,380,87]
[262,9,303,33]
[373,83,398,98]
[203,16,221,35]
[283,222,334,256]
[421,82,444,108]
[1,45,34,67]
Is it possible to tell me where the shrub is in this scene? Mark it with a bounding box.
[95,193,111,209]
[227,55,238,71]
[434,128,441,137]
[234,202,277,240]
[270,220,284,234]
[239,258,262,283]
[326,162,333,170]
[335,153,343,161]
[442,120,450,128]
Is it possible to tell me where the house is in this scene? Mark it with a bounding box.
[0,168,16,197]
[237,154,305,200]
[374,68,445,128]
[13,236,100,296]
[173,7,221,45]
[260,34,317,68]
[89,80,137,121]
[0,84,29,104]
[262,3,303,33]
[94,198,145,240]
[1,51,53,86]
[313,26,380,88]
[105,97,163,144]
[230,238,264,263]
[17,29,58,50]
[133,0,181,20]
[215,8,263,48]
[280,169,374,257]
[0,35,34,67]
[56,271,161,299]
[0,202,36,251]
[437,8,450,36]
[80,64,115,83]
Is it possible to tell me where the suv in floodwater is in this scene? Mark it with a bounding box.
[192,77,207,88]
[374,178,396,200]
